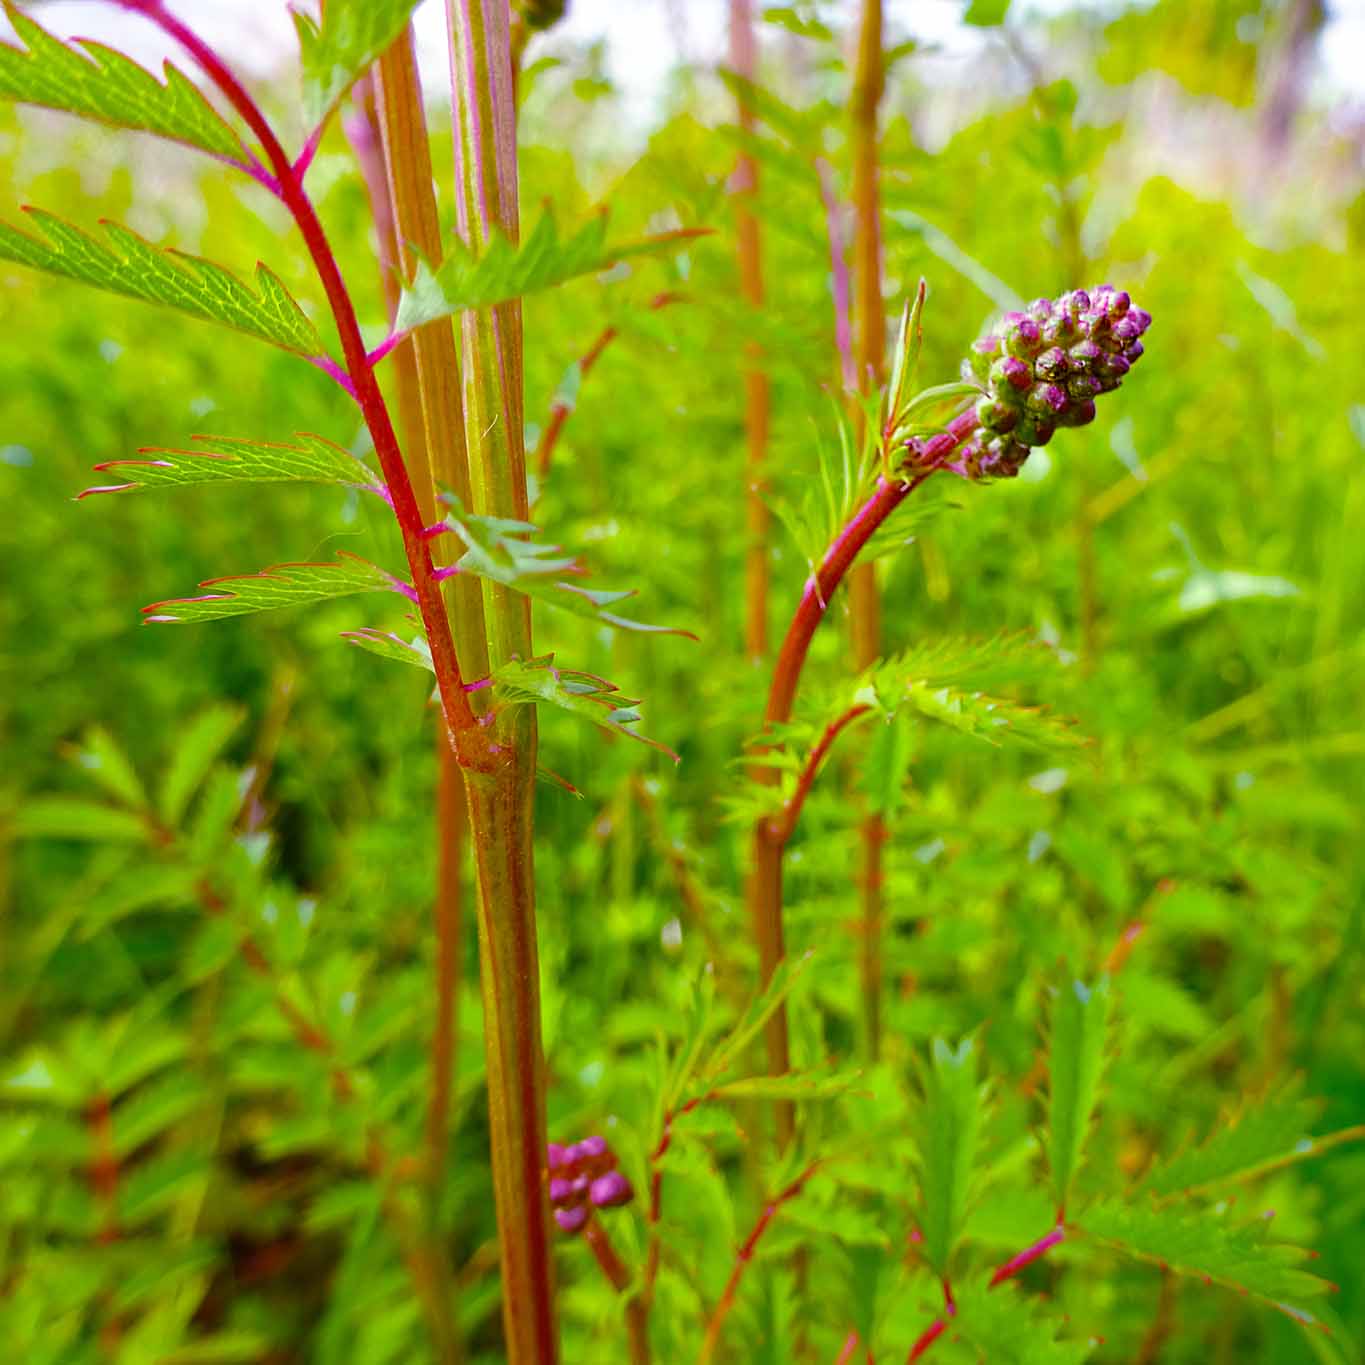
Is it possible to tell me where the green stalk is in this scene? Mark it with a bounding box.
[444,3,557,1361]
[848,0,887,1062]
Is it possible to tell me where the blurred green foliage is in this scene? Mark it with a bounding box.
[1,1,1362,1362]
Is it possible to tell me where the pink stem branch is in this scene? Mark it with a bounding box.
[769,702,874,844]
[112,0,492,770]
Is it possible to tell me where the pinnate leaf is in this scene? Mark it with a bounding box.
[492,655,677,760]
[395,210,704,333]
[1077,1200,1332,1320]
[341,627,434,672]
[950,1278,1093,1364]
[294,0,423,131]
[1142,1086,1362,1198]
[0,208,323,356]
[439,493,694,637]
[159,704,243,825]
[914,1036,988,1278]
[143,554,405,624]
[81,434,375,498]
[699,950,817,1087]
[1047,977,1112,1212]
[0,5,244,160]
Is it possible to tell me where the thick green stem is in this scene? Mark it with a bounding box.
[444,3,556,1361]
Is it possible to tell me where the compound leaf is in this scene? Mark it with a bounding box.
[1047,977,1113,1213]
[492,655,677,760]
[950,1278,1093,1365]
[1077,1201,1332,1321]
[395,210,704,333]
[0,208,324,356]
[914,1035,988,1278]
[0,5,245,160]
[439,493,694,637]
[81,434,375,498]
[142,554,405,624]
[294,0,423,131]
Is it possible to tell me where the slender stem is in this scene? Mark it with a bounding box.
[112,0,490,771]
[87,1092,119,1245]
[583,1218,651,1365]
[445,5,557,1363]
[849,0,888,1064]
[730,0,772,666]
[534,292,681,484]
[833,1331,862,1365]
[696,1161,822,1365]
[769,703,874,845]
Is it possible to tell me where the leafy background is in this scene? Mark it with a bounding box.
[1,0,1362,1362]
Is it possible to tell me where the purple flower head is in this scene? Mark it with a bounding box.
[590,1171,634,1209]
[939,283,1150,482]
[554,1205,590,1234]
[577,1135,610,1161]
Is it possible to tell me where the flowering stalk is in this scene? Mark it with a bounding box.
[848,0,889,1064]
[444,3,557,1361]
[730,0,772,666]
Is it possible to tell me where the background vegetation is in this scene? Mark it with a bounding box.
[1,1,1362,1362]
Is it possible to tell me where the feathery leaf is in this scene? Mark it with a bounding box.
[142,554,405,624]
[0,208,323,356]
[80,434,375,498]
[0,5,244,160]
[395,210,704,333]
[293,0,423,131]
[951,1278,1094,1364]
[492,654,677,760]
[1047,977,1112,1213]
[439,493,695,637]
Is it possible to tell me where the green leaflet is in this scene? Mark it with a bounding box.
[439,493,695,637]
[914,1036,988,1278]
[1077,1201,1331,1320]
[0,209,323,357]
[159,705,244,826]
[492,655,677,761]
[1141,1086,1362,1198]
[142,554,405,624]
[341,628,434,672]
[394,210,704,333]
[1047,977,1112,1212]
[293,0,423,131]
[950,1279,1092,1365]
[81,434,376,497]
[0,5,244,161]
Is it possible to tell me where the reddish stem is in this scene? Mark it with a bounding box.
[88,1092,119,1245]
[769,702,874,845]
[988,1224,1066,1287]
[113,0,490,771]
[697,1161,822,1364]
[583,1218,650,1365]
[534,291,680,482]
[833,1330,862,1365]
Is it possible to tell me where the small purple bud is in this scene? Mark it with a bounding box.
[1066,374,1102,401]
[577,1135,610,1161]
[1067,288,1091,314]
[554,1205,590,1234]
[1043,309,1080,346]
[1068,339,1102,372]
[1130,307,1152,333]
[1060,399,1097,427]
[1107,289,1130,319]
[1026,382,1069,417]
[1034,347,1070,382]
[548,1177,575,1204]
[1112,315,1141,344]
[1124,340,1145,363]
[975,396,1019,433]
[1094,351,1130,381]
[991,355,1032,393]
[954,441,983,479]
[589,1171,634,1209]
[547,1144,569,1171]
[1016,414,1056,447]
[1003,316,1043,359]
[1026,296,1054,321]
[971,334,1002,359]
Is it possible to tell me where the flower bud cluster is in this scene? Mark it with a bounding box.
[547,1136,634,1234]
[909,286,1151,481]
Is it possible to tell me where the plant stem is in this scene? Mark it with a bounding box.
[445,3,557,1361]
[770,703,875,844]
[112,0,491,772]
[582,1218,651,1365]
[849,0,887,1063]
[730,0,772,666]
[696,1160,822,1365]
